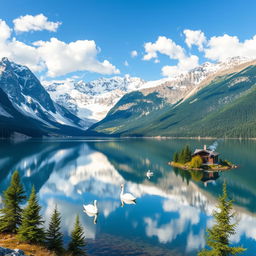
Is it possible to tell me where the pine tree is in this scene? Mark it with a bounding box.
[178,148,186,163]
[0,170,26,233]
[198,182,246,256]
[184,145,192,163]
[18,186,45,244]
[68,215,87,256]
[173,152,179,162]
[45,205,64,254]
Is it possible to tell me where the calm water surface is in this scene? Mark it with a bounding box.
[0,138,255,256]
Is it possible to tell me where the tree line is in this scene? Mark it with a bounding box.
[0,171,87,256]
[173,145,203,168]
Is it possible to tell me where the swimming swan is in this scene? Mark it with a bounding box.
[146,170,154,179]
[121,199,137,207]
[83,200,98,214]
[120,184,136,201]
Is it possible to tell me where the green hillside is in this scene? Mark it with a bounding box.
[88,65,256,138]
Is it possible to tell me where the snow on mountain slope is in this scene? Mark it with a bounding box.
[44,57,251,125]
[0,57,88,136]
[43,75,146,121]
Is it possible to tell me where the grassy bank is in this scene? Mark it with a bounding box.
[169,161,234,171]
[0,234,54,256]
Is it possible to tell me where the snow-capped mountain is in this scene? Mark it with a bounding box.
[44,56,251,124]
[0,57,88,137]
[43,75,146,122]
[88,56,256,136]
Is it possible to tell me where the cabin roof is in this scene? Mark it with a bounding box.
[192,149,220,157]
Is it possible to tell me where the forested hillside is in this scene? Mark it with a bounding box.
[88,65,256,138]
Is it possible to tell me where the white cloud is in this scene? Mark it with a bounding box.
[7,39,43,72]
[183,29,206,51]
[0,19,42,72]
[131,50,138,57]
[0,18,119,77]
[124,60,129,66]
[162,55,199,77]
[143,36,199,78]
[143,36,185,61]
[0,20,11,41]
[34,38,120,77]
[13,14,61,33]
[204,34,256,61]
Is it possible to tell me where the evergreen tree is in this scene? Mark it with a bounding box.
[68,215,86,256]
[173,152,179,162]
[184,145,192,163]
[178,148,186,163]
[0,171,26,233]
[198,182,246,256]
[18,186,45,244]
[45,205,64,254]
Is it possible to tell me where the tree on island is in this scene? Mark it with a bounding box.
[18,186,45,244]
[183,145,192,163]
[173,145,192,164]
[198,182,246,256]
[68,215,87,256]
[190,155,203,168]
[173,152,179,162]
[0,171,26,233]
[45,205,64,255]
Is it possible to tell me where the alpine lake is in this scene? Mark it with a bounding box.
[0,138,255,256]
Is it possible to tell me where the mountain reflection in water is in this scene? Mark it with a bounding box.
[0,139,256,255]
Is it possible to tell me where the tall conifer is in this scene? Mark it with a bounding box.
[68,215,87,256]
[173,152,179,162]
[45,205,64,254]
[18,186,45,244]
[198,182,246,256]
[184,145,192,163]
[0,171,26,233]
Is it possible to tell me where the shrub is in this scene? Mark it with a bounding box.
[190,156,203,168]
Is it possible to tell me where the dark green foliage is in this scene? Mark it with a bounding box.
[18,186,45,244]
[90,65,256,138]
[45,205,64,254]
[68,215,86,256]
[219,159,232,167]
[184,145,192,163]
[173,152,179,162]
[0,171,26,233]
[198,182,246,256]
[178,148,186,164]
[173,145,192,164]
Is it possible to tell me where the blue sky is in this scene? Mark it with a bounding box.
[1,0,256,82]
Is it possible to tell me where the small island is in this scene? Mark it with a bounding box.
[169,144,237,171]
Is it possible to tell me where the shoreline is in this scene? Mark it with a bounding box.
[168,161,237,171]
[2,135,256,141]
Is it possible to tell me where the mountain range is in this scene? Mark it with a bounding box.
[0,57,86,137]
[1,56,256,138]
[88,57,256,138]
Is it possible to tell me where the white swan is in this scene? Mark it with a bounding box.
[83,210,98,224]
[146,170,154,179]
[120,184,136,201]
[83,200,98,214]
[121,199,136,207]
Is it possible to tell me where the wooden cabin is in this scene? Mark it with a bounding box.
[192,145,220,165]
